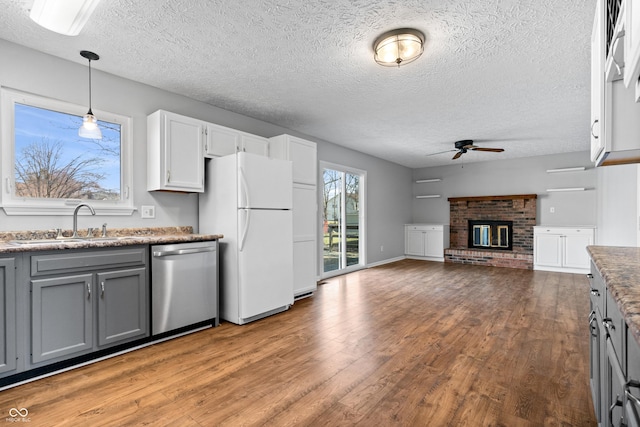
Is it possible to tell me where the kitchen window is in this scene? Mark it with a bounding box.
[0,87,134,215]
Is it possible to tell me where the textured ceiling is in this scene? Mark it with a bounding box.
[0,0,594,168]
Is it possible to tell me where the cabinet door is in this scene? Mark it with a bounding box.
[96,268,148,347]
[563,232,594,270]
[240,133,269,156]
[625,0,640,90]
[0,258,16,375]
[591,0,605,161]
[406,229,425,256]
[607,338,626,427]
[31,274,93,364]
[293,184,317,241]
[163,113,204,191]
[270,135,317,185]
[534,233,563,267]
[290,138,317,185]
[424,229,443,258]
[205,124,239,157]
[589,308,602,425]
[626,329,640,427]
[293,240,317,297]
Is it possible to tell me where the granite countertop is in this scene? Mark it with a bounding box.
[587,246,640,344]
[0,226,223,254]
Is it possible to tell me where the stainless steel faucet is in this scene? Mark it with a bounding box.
[71,203,96,238]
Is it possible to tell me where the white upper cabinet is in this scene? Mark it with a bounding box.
[147,110,204,193]
[591,0,640,166]
[204,123,240,157]
[269,134,317,185]
[240,132,269,156]
[625,0,640,97]
[591,0,606,162]
[204,124,268,158]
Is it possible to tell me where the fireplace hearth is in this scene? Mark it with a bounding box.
[468,220,513,251]
[445,194,537,269]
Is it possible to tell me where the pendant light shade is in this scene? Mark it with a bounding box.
[30,0,102,36]
[79,50,102,139]
[373,28,425,67]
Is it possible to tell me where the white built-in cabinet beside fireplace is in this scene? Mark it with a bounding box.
[405,224,449,261]
[533,226,596,274]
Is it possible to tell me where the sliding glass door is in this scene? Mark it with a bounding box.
[321,162,365,276]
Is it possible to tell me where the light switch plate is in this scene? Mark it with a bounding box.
[141,205,155,219]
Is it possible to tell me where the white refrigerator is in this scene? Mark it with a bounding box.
[199,152,294,325]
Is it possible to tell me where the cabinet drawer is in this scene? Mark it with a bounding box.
[605,291,626,374]
[31,247,147,277]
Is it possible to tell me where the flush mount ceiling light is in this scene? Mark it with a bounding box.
[30,0,102,36]
[78,50,102,140]
[373,28,425,67]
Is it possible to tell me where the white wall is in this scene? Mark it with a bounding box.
[410,151,597,227]
[0,40,413,262]
[596,163,639,246]
[317,141,412,265]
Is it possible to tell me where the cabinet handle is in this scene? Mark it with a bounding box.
[591,289,600,297]
[100,282,105,298]
[87,283,91,300]
[603,318,615,334]
[591,119,599,139]
[587,273,594,279]
[166,170,171,183]
[609,394,623,426]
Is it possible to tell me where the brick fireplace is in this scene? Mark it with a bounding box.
[444,194,537,269]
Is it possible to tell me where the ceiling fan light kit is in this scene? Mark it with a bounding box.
[373,28,425,67]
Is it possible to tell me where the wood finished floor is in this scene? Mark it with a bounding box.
[0,259,596,426]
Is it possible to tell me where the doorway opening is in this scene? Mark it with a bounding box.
[320,162,366,277]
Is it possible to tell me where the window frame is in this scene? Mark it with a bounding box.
[0,86,135,216]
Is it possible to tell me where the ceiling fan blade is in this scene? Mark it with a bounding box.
[425,149,457,157]
[471,147,505,153]
[452,151,463,160]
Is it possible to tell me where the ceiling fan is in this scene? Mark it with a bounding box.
[426,139,505,160]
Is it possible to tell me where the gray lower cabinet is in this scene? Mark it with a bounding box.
[589,261,640,427]
[29,247,148,367]
[96,268,147,347]
[0,257,16,376]
[31,273,93,363]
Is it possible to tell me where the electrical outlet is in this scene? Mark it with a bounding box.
[549,207,555,213]
[141,205,155,219]
[380,245,384,252]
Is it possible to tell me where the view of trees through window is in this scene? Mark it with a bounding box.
[14,103,121,200]
[322,167,361,273]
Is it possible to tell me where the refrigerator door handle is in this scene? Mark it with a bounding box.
[239,166,250,208]
[239,208,250,252]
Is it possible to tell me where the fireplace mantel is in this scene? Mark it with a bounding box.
[448,194,537,203]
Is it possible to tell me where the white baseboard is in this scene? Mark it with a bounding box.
[367,256,406,268]
[533,265,589,275]
[405,255,445,262]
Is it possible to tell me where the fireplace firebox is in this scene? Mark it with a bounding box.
[468,220,513,251]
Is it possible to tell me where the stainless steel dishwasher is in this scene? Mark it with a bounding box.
[151,240,218,335]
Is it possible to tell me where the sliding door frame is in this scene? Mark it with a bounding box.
[319,161,367,279]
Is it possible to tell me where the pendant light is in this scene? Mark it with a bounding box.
[78,50,102,139]
[373,28,425,67]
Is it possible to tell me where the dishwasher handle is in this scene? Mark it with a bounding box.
[153,246,217,257]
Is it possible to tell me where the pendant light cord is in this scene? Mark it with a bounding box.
[87,58,93,114]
